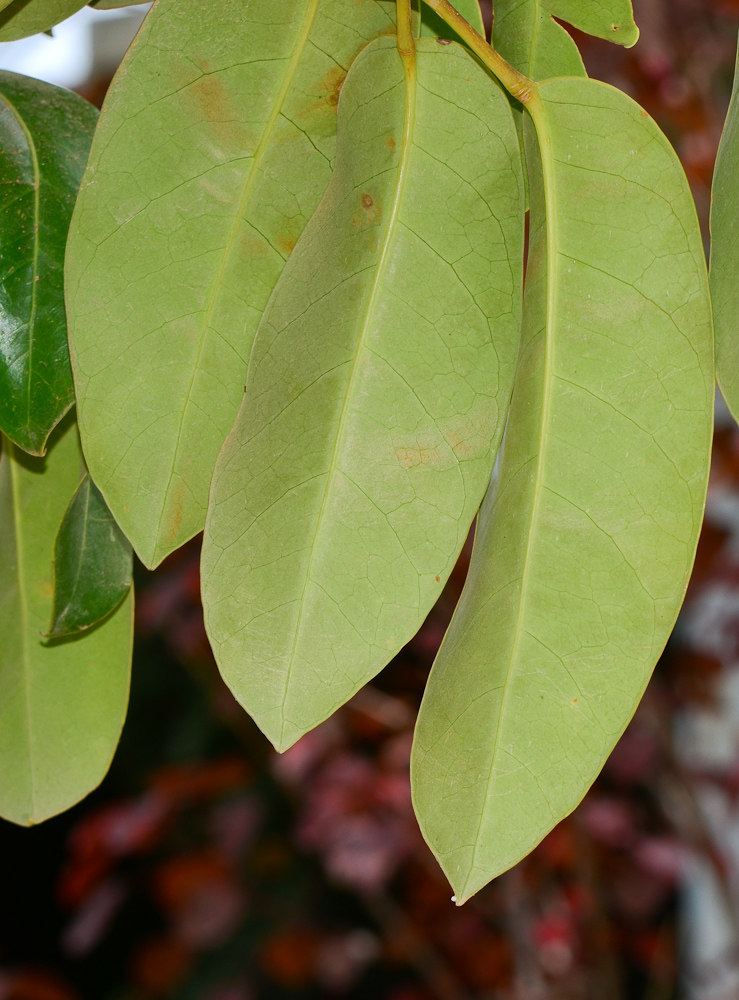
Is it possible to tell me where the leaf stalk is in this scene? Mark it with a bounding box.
[419,0,535,104]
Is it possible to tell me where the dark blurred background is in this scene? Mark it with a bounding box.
[2,1,739,998]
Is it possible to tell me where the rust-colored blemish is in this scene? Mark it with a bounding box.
[447,430,472,456]
[362,193,374,209]
[435,575,441,582]
[190,73,232,123]
[276,234,298,257]
[386,135,396,150]
[396,445,443,469]
[167,481,187,541]
[296,66,347,121]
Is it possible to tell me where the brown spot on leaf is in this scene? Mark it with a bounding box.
[396,445,444,469]
[362,193,374,209]
[436,37,452,44]
[386,135,396,150]
[276,234,298,257]
[191,73,232,122]
[435,575,441,582]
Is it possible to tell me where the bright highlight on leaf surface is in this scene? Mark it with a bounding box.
[0,0,87,41]
[201,36,524,752]
[0,71,97,456]
[65,0,400,570]
[411,78,714,903]
[0,418,132,827]
[494,0,637,80]
[47,473,132,638]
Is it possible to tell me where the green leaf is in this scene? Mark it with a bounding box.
[66,0,398,569]
[0,72,97,456]
[201,36,524,752]
[0,0,87,41]
[493,0,638,80]
[47,473,133,638]
[0,416,133,826]
[411,78,713,903]
[710,37,739,421]
[420,0,483,41]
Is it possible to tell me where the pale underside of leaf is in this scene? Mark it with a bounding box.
[0,418,132,826]
[493,0,637,80]
[0,0,87,41]
[66,0,398,569]
[0,72,97,456]
[710,37,739,421]
[411,78,713,903]
[202,37,524,752]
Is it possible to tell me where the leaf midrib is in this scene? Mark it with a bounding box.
[460,103,558,900]
[276,47,417,749]
[152,0,322,565]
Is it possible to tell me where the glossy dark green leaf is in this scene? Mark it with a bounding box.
[493,0,637,80]
[710,35,739,421]
[412,78,713,902]
[47,473,132,638]
[202,36,524,752]
[66,0,400,569]
[0,0,87,41]
[0,71,96,455]
[0,416,133,825]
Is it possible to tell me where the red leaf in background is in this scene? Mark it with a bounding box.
[130,937,193,996]
[153,852,246,949]
[259,928,322,988]
[0,972,79,1000]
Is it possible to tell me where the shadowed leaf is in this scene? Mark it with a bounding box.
[0,0,87,40]
[47,473,132,638]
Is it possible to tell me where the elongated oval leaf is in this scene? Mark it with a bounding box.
[202,36,524,752]
[0,0,87,40]
[411,78,713,903]
[710,36,739,421]
[493,0,637,80]
[0,417,133,825]
[66,0,400,569]
[47,473,132,637]
[0,73,96,455]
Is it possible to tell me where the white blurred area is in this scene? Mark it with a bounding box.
[0,2,150,91]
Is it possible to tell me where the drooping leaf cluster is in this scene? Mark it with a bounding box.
[0,0,724,900]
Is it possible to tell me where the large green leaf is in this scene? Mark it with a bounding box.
[66,0,399,569]
[201,36,524,752]
[0,416,132,826]
[411,78,713,902]
[47,473,132,638]
[493,0,637,80]
[0,72,96,456]
[710,37,739,421]
[0,0,87,40]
